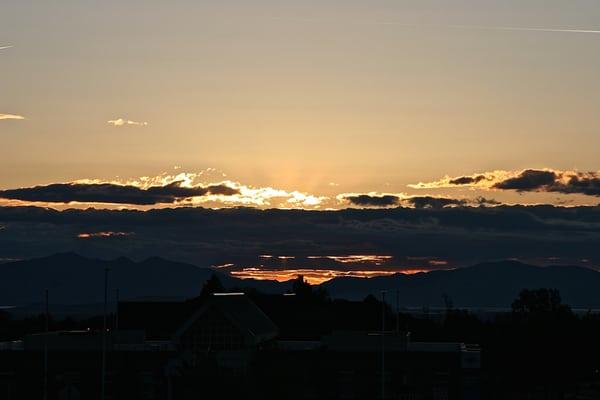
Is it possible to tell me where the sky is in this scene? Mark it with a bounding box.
[1,0,600,209]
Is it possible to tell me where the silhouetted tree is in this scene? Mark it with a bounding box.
[200,274,225,299]
[0,310,9,323]
[442,293,454,312]
[363,294,379,305]
[291,275,312,298]
[314,285,330,302]
[511,288,572,316]
[290,275,329,303]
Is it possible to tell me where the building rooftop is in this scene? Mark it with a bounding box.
[173,293,278,345]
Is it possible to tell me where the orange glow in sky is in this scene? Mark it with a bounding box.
[229,267,429,285]
[77,231,133,239]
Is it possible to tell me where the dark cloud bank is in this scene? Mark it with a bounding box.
[440,169,600,197]
[342,194,497,209]
[342,194,401,207]
[1,205,600,269]
[493,170,557,191]
[495,169,600,196]
[0,182,239,205]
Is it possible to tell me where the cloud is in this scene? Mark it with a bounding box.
[339,194,401,208]
[3,204,600,273]
[0,45,13,51]
[404,196,467,209]
[107,118,148,127]
[199,183,328,208]
[0,114,25,120]
[448,175,489,185]
[411,169,600,197]
[0,171,329,209]
[0,181,239,205]
[409,171,510,189]
[337,193,497,209]
[493,170,557,191]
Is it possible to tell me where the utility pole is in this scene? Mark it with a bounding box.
[43,289,48,400]
[115,289,119,333]
[396,289,400,334]
[381,291,386,400]
[101,268,109,400]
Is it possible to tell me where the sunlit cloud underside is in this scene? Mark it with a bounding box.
[2,168,600,210]
[107,118,148,127]
[0,114,25,120]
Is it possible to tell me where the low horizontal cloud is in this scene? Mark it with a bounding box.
[198,183,328,208]
[107,118,148,127]
[0,171,330,209]
[340,194,401,208]
[493,169,557,191]
[0,114,25,120]
[405,196,467,209]
[409,171,509,190]
[448,175,489,185]
[411,169,600,197]
[338,193,497,209]
[0,181,239,205]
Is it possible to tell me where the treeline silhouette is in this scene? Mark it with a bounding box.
[2,278,600,397]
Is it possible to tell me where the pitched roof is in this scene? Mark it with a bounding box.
[173,294,278,345]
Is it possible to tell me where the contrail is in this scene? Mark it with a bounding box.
[450,25,600,34]
[0,45,13,50]
[263,16,600,35]
[364,22,600,35]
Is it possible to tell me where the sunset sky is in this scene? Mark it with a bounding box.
[2,1,600,209]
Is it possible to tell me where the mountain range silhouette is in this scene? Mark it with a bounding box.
[2,253,600,309]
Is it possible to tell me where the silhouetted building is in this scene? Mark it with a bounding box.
[0,329,173,399]
[173,293,277,363]
[0,294,480,399]
[254,331,480,399]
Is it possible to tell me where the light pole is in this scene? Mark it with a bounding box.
[115,289,119,333]
[43,289,48,400]
[101,268,109,400]
[381,290,386,400]
[396,289,400,333]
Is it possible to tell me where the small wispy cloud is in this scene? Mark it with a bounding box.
[107,118,148,127]
[0,45,13,51]
[0,114,25,121]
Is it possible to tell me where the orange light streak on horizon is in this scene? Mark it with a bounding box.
[259,255,296,260]
[77,231,133,239]
[229,267,429,285]
[213,263,235,269]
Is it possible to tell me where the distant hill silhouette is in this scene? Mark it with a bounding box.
[2,254,600,309]
[323,260,600,308]
[0,253,287,307]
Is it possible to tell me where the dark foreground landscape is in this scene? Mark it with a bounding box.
[2,253,600,399]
